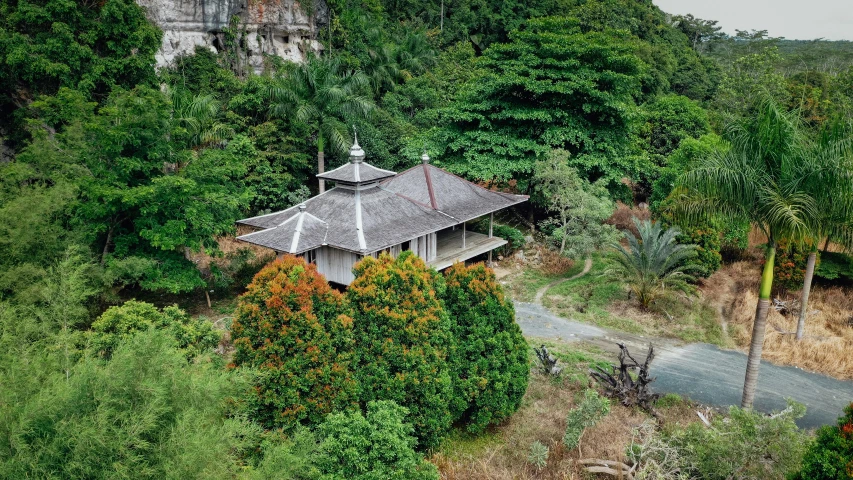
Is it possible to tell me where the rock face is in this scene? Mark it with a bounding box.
[136,0,326,71]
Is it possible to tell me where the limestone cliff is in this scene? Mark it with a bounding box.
[136,0,327,72]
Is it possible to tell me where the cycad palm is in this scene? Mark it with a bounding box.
[268,57,374,192]
[674,98,819,408]
[606,218,699,309]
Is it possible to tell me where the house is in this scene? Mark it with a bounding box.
[236,139,528,285]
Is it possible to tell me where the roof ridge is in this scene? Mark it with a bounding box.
[422,162,439,209]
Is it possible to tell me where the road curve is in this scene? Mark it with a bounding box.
[514,301,853,429]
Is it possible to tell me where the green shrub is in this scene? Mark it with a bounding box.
[528,441,549,470]
[473,220,525,255]
[793,402,853,480]
[316,401,440,480]
[347,252,453,450]
[816,252,853,282]
[563,389,610,450]
[442,263,529,433]
[669,401,808,479]
[231,256,357,431]
[0,329,259,479]
[773,239,819,291]
[89,300,220,359]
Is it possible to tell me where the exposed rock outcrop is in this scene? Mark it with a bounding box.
[136,0,327,72]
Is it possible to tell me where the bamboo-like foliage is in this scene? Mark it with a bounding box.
[606,218,700,309]
[267,56,374,159]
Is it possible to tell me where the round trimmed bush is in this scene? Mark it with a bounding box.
[346,252,453,450]
[442,262,529,433]
[230,255,356,431]
[90,300,220,359]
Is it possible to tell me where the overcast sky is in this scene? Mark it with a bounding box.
[653,0,853,41]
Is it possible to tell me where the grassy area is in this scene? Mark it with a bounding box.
[499,258,585,302]
[509,254,729,346]
[431,339,706,479]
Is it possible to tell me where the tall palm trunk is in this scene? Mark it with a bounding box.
[742,243,776,408]
[795,250,817,340]
[317,134,325,194]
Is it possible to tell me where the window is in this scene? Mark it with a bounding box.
[401,241,411,251]
[304,249,316,264]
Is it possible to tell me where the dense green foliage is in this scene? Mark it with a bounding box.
[315,401,440,480]
[252,401,439,480]
[0,329,258,479]
[90,300,219,359]
[442,263,529,433]
[0,0,161,146]
[231,256,357,431]
[794,403,853,480]
[669,402,809,479]
[347,252,453,450]
[432,16,643,189]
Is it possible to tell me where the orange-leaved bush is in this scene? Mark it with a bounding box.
[443,262,529,433]
[346,251,453,450]
[230,255,356,431]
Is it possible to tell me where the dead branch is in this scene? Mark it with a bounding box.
[590,343,660,418]
[579,459,636,479]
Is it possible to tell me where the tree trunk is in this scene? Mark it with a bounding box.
[318,149,325,194]
[317,132,326,194]
[795,251,817,340]
[822,236,831,254]
[741,243,775,408]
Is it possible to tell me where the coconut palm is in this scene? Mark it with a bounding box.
[268,56,374,193]
[673,98,820,408]
[605,218,700,309]
[794,121,853,340]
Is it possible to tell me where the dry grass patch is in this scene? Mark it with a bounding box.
[705,261,853,379]
[432,375,648,479]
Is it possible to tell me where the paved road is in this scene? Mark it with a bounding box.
[515,301,853,429]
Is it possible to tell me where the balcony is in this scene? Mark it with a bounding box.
[427,228,507,270]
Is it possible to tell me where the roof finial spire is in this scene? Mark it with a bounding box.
[421,150,430,164]
[349,125,365,163]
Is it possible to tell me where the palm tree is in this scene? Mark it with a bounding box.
[605,218,700,309]
[794,121,853,340]
[673,98,819,408]
[268,57,374,193]
[168,87,229,151]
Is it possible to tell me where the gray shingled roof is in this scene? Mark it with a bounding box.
[238,208,328,255]
[381,163,528,222]
[237,157,528,255]
[316,161,396,184]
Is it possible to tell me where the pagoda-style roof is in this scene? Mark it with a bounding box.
[316,139,395,185]
[237,147,528,255]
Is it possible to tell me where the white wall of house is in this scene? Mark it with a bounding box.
[313,246,359,285]
[290,232,439,285]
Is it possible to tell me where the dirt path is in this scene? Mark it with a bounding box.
[515,301,853,429]
[533,257,593,304]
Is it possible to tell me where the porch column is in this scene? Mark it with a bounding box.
[489,213,493,238]
[462,222,466,248]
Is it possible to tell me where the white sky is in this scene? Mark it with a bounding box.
[653,0,853,41]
